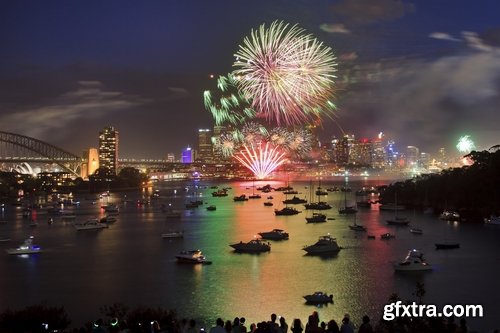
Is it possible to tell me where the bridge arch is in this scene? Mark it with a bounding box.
[0,131,83,177]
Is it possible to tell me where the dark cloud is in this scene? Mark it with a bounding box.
[331,0,415,25]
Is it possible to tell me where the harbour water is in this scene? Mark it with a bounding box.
[0,178,499,331]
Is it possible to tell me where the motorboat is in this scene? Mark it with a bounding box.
[161,231,184,239]
[304,202,332,210]
[103,204,119,214]
[185,202,201,209]
[175,250,212,264]
[248,194,262,199]
[305,213,327,223]
[303,291,333,304]
[349,223,367,231]
[165,209,182,218]
[230,239,271,253]
[303,235,341,254]
[263,202,274,206]
[6,236,41,255]
[282,196,307,204]
[233,195,249,202]
[338,206,357,214]
[211,189,228,197]
[440,210,460,221]
[206,205,216,211]
[315,188,328,196]
[258,229,289,240]
[100,215,117,224]
[380,233,396,240]
[435,243,460,250]
[394,249,433,272]
[274,207,300,216]
[484,215,500,225]
[283,190,299,195]
[326,187,339,192]
[387,217,410,226]
[74,218,108,231]
[409,228,423,234]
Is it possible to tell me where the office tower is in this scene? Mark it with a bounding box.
[181,146,193,163]
[82,148,99,178]
[98,126,119,175]
[406,146,420,168]
[166,153,175,163]
[197,129,213,163]
[372,133,387,168]
[350,138,373,166]
[335,134,353,166]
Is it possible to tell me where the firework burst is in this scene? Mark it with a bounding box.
[233,141,288,180]
[233,21,337,126]
[456,135,476,154]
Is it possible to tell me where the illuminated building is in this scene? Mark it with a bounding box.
[197,129,213,163]
[98,126,119,175]
[386,140,399,169]
[213,125,229,162]
[406,146,420,168]
[334,135,352,166]
[350,138,372,167]
[372,133,387,169]
[166,153,175,163]
[81,148,99,179]
[181,146,193,164]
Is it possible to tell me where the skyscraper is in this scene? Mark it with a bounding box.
[197,129,213,163]
[98,126,119,175]
[181,146,193,163]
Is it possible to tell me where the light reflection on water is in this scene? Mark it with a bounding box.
[0,179,499,332]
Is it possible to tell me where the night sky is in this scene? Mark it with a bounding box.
[1,0,499,158]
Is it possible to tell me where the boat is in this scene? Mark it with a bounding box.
[165,209,182,218]
[338,185,357,214]
[440,210,460,221]
[484,215,500,225]
[6,236,41,255]
[161,231,184,239]
[303,291,333,304]
[267,196,274,199]
[233,195,249,202]
[263,202,274,206]
[73,218,108,231]
[315,188,328,196]
[211,189,228,197]
[349,221,367,232]
[435,243,460,250]
[274,207,300,216]
[103,204,119,214]
[380,233,396,240]
[326,187,339,192]
[185,201,201,209]
[283,190,299,195]
[230,239,271,253]
[386,192,409,226]
[283,196,307,204]
[206,205,216,211]
[304,201,332,210]
[100,215,117,224]
[394,249,433,272]
[258,229,289,240]
[409,228,423,235]
[303,235,341,254]
[175,250,212,264]
[248,194,262,199]
[305,213,327,223]
[387,216,410,226]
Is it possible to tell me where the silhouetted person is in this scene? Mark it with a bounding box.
[326,320,339,333]
[291,319,303,333]
[339,317,353,333]
[240,317,247,333]
[225,320,233,333]
[357,316,373,333]
[210,318,225,333]
[268,314,280,333]
[279,317,288,333]
[232,318,241,333]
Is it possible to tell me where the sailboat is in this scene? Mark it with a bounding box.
[349,214,366,231]
[338,182,357,214]
[248,181,261,199]
[386,192,410,226]
[304,179,331,210]
[275,190,300,215]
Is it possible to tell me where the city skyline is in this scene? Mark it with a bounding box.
[1,1,499,158]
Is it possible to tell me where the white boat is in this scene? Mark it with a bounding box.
[6,236,41,255]
[74,218,108,231]
[230,239,271,253]
[161,231,184,239]
[409,227,423,234]
[303,235,341,254]
[175,250,212,264]
[303,291,334,304]
[484,215,500,225]
[394,249,433,272]
[258,229,289,240]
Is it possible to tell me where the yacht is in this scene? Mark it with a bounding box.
[305,213,327,223]
[230,239,271,253]
[304,202,332,210]
[161,231,184,239]
[349,223,367,231]
[440,210,460,221]
[233,195,249,202]
[315,188,328,196]
[409,227,423,234]
[394,249,433,272]
[103,204,119,214]
[206,205,217,211]
[303,235,341,254]
[258,229,289,240]
[175,250,212,264]
[248,194,262,199]
[211,189,228,197]
[6,236,41,255]
[339,206,357,214]
[274,207,300,216]
[303,292,333,304]
[74,218,108,231]
[386,216,410,226]
[263,201,274,206]
[380,233,396,240]
[283,196,307,204]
